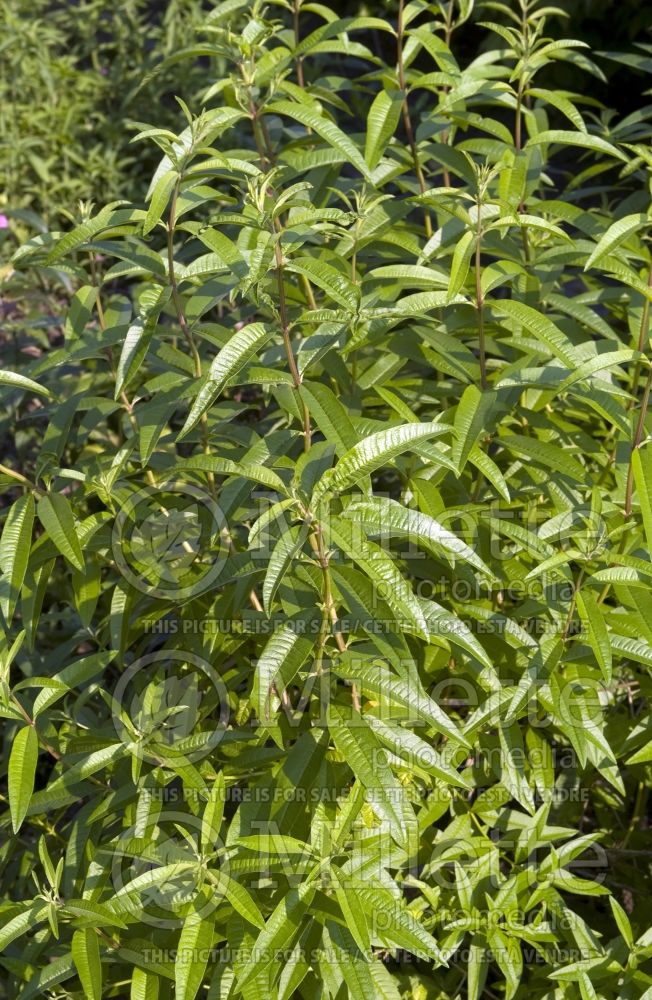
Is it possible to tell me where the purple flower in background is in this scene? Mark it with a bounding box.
[0,215,9,229]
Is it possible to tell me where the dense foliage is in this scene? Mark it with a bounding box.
[2,1,652,998]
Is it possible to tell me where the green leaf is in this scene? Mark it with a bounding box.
[175,454,287,494]
[365,713,471,788]
[500,434,585,481]
[299,382,358,455]
[37,493,84,571]
[446,229,475,303]
[201,773,226,852]
[364,89,404,169]
[175,898,215,1000]
[527,129,627,161]
[328,703,411,845]
[131,968,160,1000]
[263,526,304,614]
[327,516,430,640]
[269,100,373,181]
[9,724,38,832]
[330,865,370,955]
[452,386,496,473]
[557,349,639,393]
[209,871,265,929]
[632,445,652,558]
[584,213,647,270]
[115,287,169,398]
[64,899,128,929]
[323,922,375,1000]
[253,613,317,736]
[334,659,471,749]
[527,87,587,131]
[0,492,35,623]
[493,299,579,367]
[0,370,52,399]
[72,928,102,1000]
[179,323,274,437]
[356,885,446,963]
[610,896,634,949]
[314,421,449,500]
[342,495,495,578]
[286,257,359,310]
[576,590,612,683]
[237,881,315,990]
[0,901,49,952]
[144,169,177,236]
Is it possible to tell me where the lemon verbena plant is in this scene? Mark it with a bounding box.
[2,1,652,999]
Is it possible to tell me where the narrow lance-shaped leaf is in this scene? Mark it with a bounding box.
[327,703,411,846]
[0,492,35,623]
[9,724,39,833]
[130,968,160,1000]
[0,370,52,398]
[452,385,496,474]
[334,658,471,749]
[328,516,430,640]
[201,773,226,852]
[71,928,102,1000]
[286,257,359,310]
[237,881,315,990]
[527,130,628,161]
[364,89,404,169]
[263,526,305,614]
[446,229,475,303]
[576,590,612,683]
[115,287,170,398]
[493,299,579,368]
[179,323,274,437]
[143,169,177,236]
[342,495,495,578]
[330,864,371,955]
[0,901,49,953]
[527,87,587,131]
[313,422,449,500]
[253,613,317,735]
[633,446,652,557]
[175,895,215,1000]
[584,213,648,271]
[268,100,373,181]
[37,493,84,571]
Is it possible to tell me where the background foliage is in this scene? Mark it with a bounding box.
[2,1,652,999]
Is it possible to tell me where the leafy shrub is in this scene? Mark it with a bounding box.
[2,1,652,998]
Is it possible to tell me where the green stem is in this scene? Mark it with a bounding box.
[397,0,432,238]
[274,238,311,451]
[622,781,646,848]
[0,463,36,489]
[475,219,487,389]
[628,263,652,409]
[167,180,215,493]
[562,567,586,642]
[167,181,202,378]
[293,0,305,88]
[10,695,61,760]
[624,366,652,517]
[515,81,523,152]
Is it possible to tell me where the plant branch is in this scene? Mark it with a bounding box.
[397,0,432,238]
